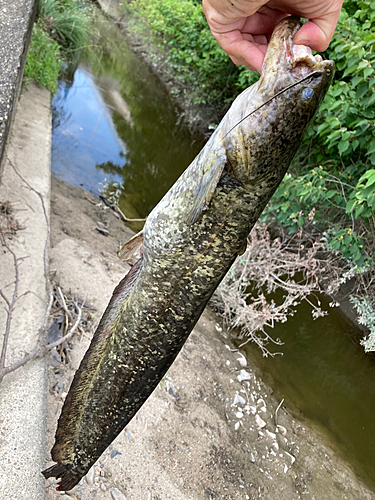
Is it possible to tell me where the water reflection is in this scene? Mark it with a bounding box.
[52,42,203,220]
[52,68,126,194]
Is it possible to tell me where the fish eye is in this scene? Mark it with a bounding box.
[302,88,314,101]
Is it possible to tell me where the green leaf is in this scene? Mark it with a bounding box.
[358,169,375,183]
[356,81,369,98]
[338,140,350,154]
[326,190,337,199]
[354,205,365,217]
[352,75,363,87]
[345,198,357,213]
[363,92,375,108]
[352,140,359,151]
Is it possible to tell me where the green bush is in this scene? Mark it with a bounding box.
[308,2,375,166]
[125,0,258,105]
[24,0,92,93]
[24,20,62,94]
[263,0,375,270]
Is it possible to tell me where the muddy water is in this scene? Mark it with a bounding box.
[51,16,375,495]
[235,295,375,490]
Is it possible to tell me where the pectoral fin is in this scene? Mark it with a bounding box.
[118,230,143,261]
[187,153,227,225]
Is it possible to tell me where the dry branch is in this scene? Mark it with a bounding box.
[211,223,342,356]
[0,159,87,383]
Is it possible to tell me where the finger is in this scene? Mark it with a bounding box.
[241,33,268,45]
[230,55,257,72]
[216,33,266,72]
[239,7,288,36]
[293,8,343,52]
[202,0,266,26]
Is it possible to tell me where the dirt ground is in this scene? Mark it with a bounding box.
[43,174,375,500]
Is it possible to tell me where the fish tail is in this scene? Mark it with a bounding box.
[42,259,144,488]
[42,463,80,491]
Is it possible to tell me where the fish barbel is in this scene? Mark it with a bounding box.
[43,17,334,490]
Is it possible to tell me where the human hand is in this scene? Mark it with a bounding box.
[202,0,343,72]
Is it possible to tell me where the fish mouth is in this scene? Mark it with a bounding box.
[258,16,334,94]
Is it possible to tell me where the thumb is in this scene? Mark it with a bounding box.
[293,14,340,52]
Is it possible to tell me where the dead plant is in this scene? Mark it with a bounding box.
[211,223,342,356]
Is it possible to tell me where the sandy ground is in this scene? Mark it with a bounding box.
[43,174,375,500]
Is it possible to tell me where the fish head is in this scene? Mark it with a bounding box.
[257,16,334,99]
[222,16,334,187]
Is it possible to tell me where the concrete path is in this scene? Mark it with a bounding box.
[0,82,51,500]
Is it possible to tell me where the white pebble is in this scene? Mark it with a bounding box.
[111,488,128,500]
[272,441,279,451]
[85,466,95,485]
[266,430,276,440]
[235,422,240,431]
[236,411,244,418]
[237,369,251,382]
[277,425,287,437]
[249,406,257,415]
[285,451,296,466]
[237,354,247,367]
[233,394,246,406]
[255,414,266,428]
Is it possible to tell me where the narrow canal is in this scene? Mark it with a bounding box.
[51,14,375,493]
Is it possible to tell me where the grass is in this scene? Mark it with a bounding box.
[24,0,92,94]
[37,0,91,60]
[24,20,62,94]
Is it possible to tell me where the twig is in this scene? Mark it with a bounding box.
[211,223,341,355]
[44,299,84,352]
[0,300,84,381]
[0,158,54,382]
[0,233,19,369]
[57,286,73,322]
[99,195,146,222]
[274,398,284,428]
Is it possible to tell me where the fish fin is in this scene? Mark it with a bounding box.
[187,153,227,225]
[118,230,143,260]
[42,463,79,492]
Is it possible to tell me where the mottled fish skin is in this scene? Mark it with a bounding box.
[42,17,334,491]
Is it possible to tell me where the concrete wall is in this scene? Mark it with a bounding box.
[0,0,38,178]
